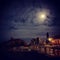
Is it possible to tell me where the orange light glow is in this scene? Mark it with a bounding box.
[48,38,60,44]
[51,40,55,43]
[48,38,53,42]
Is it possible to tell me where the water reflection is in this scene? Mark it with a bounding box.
[39,46,60,56]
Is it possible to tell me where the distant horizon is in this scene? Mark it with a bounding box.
[1,34,60,43]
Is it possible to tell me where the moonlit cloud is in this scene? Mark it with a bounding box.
[0,0,59,42]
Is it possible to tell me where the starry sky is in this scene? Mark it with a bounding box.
[0,0,60,42]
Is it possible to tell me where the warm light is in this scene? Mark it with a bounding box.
[48,38,53,42]
[48,38,55,44]
[51,40,55,43]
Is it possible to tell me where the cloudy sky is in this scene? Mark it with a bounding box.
[0,0,60,42]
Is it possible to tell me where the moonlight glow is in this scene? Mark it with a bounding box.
[36,9,52,24]
[38,12,47,21]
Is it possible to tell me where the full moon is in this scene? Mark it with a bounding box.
[37,11,47,22]
[39,12,47,20]
[36,9,51,23]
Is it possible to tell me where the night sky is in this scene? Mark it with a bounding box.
[0,0,60,42]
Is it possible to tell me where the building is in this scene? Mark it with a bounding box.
[46,32,49,44]
[30,37,40,45]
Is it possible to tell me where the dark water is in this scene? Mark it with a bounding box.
[0,50,60,60]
